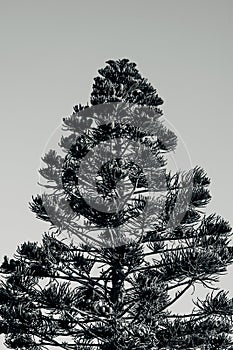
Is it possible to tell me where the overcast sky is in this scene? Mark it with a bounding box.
[0,0,233,347]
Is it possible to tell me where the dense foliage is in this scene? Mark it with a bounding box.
[1,59,233,349]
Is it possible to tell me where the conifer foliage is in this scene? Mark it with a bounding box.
[1,59,233,349]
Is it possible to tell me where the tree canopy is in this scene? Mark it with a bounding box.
[1,59,233,350]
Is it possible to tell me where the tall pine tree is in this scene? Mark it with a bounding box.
[1,59,233,349]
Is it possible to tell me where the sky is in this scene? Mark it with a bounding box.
[0,0,233,347]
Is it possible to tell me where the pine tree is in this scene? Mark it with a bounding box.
[1,58,233,349]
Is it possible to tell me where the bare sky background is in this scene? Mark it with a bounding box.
[0,0,233,347]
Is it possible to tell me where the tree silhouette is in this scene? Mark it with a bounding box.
[1,59,233,349]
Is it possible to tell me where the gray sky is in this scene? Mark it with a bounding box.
[0,0,233,347]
